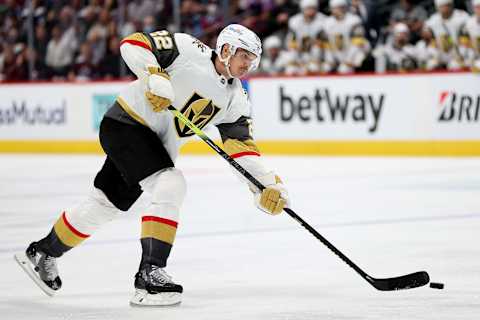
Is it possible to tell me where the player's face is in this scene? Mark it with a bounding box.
[438,4,452,18]
[475,5,480,18]
[229,48,257,78]
[303,7,317,20]
[332,6,346,19]
[395,32,409,45]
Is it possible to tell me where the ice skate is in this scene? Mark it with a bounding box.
[14,242,62,297]
[130,264,182,307]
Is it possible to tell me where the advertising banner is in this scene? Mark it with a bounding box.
[0,82,124,140]
[248,73,480,141]
[1,73,479,155]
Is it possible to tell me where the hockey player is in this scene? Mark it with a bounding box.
[373,23,419,73]
[14,24,290,306]
[285,0,328,74]
[323,0,371,74]
[459,0,480,71]
[424,0,470,70]
[259,35,290,75]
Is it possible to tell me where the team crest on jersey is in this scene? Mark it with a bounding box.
[174,93,221,137]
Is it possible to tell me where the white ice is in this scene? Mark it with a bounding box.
[0,154,479,320]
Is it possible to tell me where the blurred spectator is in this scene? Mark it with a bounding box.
[118,6,137,39]
[200,1,223,34]
[240,2,269,39]
[2,45,15,80]
[390,0,428,43]
[2,44,29,81]
[45,25,77,78]
[265,0,298,42]
[259,35,290,75]
[2,0,479,82]
[128,0,163,25]
[99,36,122,79]
[69,42,99,81]
[143,15,156,33]
[323,0,371,73]
[180,0,204,37]
[285,0,327,74]
[26,46,49,80]
[86,9,110,64]
[373,22,418,73]
[459,0,480,72]
[424,0,469,70]
[34,23,49,62]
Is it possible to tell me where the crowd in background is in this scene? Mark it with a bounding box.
[0,0,479,81]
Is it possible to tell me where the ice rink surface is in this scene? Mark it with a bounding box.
[0,154,479,320]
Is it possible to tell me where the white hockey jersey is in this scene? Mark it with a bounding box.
[110,30,272,181]
[425,9,470,65]
[459,16,480,65]
[285,12,329,73]
[287,12,326,52]
[323,12,370,69]
[373,42,418,73]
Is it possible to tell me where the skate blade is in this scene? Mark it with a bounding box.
[14,252,56,297]
[129,289,181,307]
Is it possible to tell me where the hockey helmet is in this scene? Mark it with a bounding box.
[393,23,409,35]
[264,35,282,50]
[434,0,452,7]
[300,0,318,9]
[216,24,262,75]
[329,0,348,8]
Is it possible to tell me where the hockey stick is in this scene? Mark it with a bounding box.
[168,106,430,291]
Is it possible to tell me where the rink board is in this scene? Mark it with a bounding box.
[0,72,479,155]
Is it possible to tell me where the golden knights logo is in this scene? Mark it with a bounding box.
[174,92,221,137]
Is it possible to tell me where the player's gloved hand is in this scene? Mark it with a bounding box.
[145,65,175,113]
[253,173,290,215]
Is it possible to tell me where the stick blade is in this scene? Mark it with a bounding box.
[371,271,430,291]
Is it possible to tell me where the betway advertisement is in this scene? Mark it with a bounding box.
[248,73,480,140]
[0,82,124,140]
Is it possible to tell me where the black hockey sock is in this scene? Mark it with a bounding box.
[37,228,73,258]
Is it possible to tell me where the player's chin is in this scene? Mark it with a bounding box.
[232,69,249,78]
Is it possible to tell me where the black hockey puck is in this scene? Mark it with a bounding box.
[429,282,444,289]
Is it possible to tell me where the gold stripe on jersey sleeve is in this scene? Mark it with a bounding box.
[224,139,260,156]
[121,32,153,50]
[116,97,148,126]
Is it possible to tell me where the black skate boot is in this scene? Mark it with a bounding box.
[130,264,182,306]
[14,242,62,296]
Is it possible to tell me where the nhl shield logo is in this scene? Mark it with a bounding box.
[174,92,221,137]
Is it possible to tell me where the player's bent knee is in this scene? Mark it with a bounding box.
[65,188,120,234]
[141,168,187,209]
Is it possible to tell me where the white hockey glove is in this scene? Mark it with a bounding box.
[253,173,290,215]
[145,65,175,113]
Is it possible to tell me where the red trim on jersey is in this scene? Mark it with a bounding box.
[230,151,261,158]
[61,212,90,238]
[120,39,152,51]
[142,216,178,228]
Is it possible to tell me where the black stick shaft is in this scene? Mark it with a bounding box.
[168,106,372,283]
